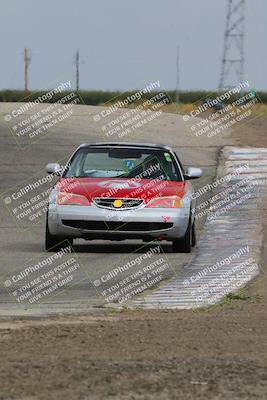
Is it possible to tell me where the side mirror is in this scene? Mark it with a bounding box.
[46,163,61,175]
[184,167,202,180]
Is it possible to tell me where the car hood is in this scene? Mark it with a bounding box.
[56,177,188,202]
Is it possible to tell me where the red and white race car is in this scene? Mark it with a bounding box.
[45,143,202,252]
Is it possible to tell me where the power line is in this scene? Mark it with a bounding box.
[219,0,246,90]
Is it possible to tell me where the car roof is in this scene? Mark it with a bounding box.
[78,142,173,151]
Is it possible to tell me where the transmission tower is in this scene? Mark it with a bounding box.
[219,0,245,90]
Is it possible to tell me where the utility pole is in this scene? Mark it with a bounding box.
[175,45,180,104]
[75,50,80,91]
[219,0,246,90]
[24,48,31,92]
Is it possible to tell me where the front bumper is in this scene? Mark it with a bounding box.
[48,204,191,240]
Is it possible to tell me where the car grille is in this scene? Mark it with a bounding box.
[93,197,144,210]
[62,220,173,232]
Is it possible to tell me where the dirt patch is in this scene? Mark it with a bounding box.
[1,298,267,400]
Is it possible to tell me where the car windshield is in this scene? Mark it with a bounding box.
[63,147,182,181]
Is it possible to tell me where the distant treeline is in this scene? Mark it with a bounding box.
[0,90,266,104]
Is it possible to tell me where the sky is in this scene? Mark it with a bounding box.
[0,0,266,91]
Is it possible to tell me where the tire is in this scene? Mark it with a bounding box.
[172,220,193,253]
[45,218,73,252]
[192,221,196,247]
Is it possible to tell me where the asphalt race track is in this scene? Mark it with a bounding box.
[0,102,234,317]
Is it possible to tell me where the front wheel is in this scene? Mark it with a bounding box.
[172,220,194,253]
[192,221,196,247]
[45,219,73,252]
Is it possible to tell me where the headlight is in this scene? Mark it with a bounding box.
[48,188,57,205]
[57,192,91,206]
[145,195,183,208]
